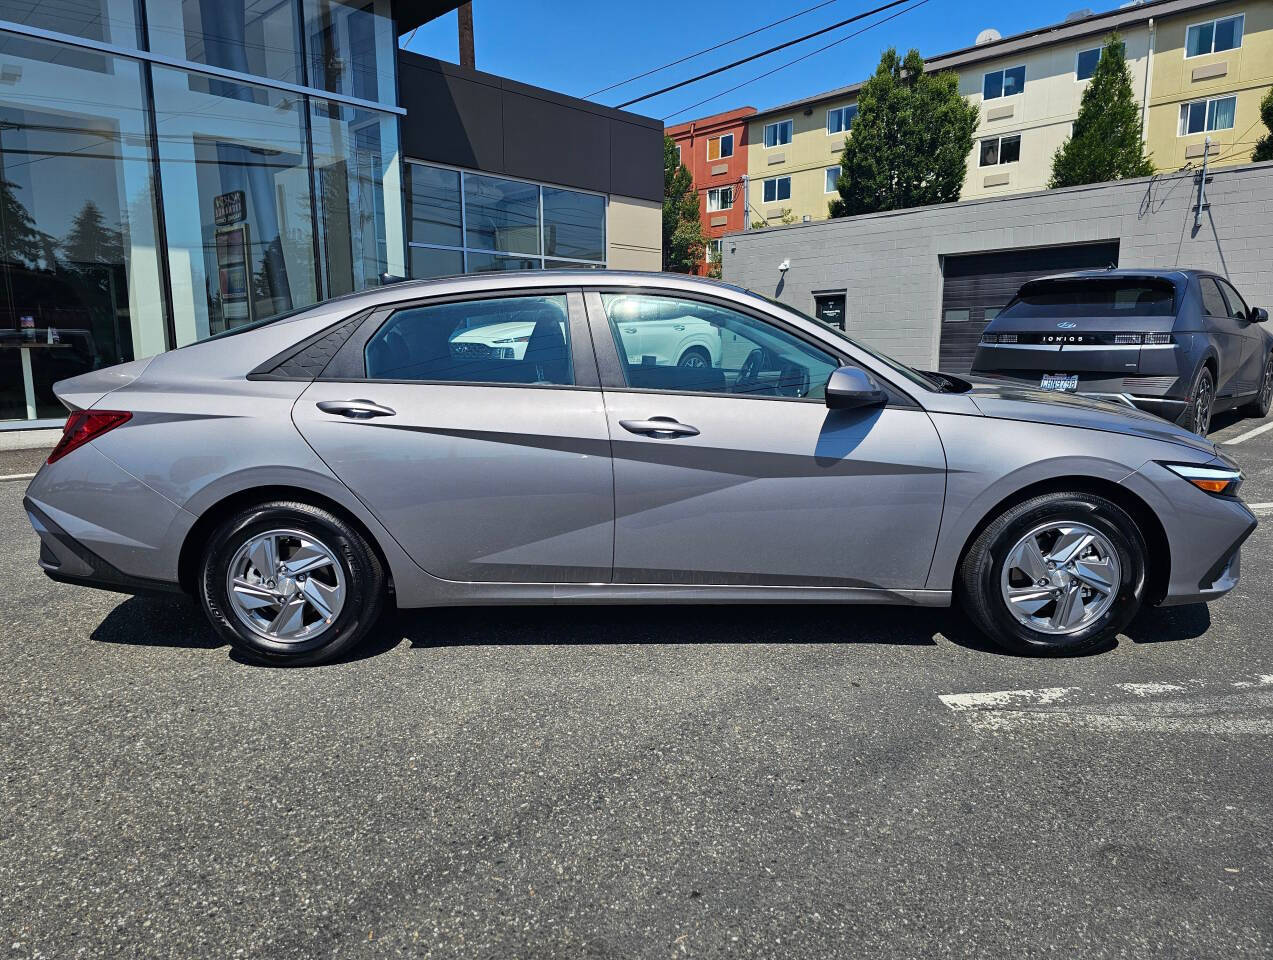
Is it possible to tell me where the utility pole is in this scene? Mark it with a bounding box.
[457,3,475,70]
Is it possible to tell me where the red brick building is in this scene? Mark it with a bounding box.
[666,106,756,275]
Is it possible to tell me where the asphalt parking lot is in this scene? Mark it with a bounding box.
[2,413,1271,959]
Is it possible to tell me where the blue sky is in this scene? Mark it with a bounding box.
[401,0,1123,122]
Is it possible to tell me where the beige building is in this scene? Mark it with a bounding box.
[743,0,1272,225]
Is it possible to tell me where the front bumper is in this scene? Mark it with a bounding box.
[1122,459,1257,606]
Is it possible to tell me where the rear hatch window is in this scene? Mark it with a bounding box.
[998,278,1176,320]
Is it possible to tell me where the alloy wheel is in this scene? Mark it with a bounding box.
[225,529,346,643]
[678,351,708,369]
[1000,521,1122,636]
[1260,358,1273,409]
[1194,374,1213,435]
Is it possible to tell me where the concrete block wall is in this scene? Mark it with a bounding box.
[722,161,1273,369]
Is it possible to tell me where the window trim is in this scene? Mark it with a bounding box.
[707,133,734,160]
[762,118,793,149]
[320,289,600,389]
[1176,95,1237,136]
[979,133,1022,167]
[824,166,842,193]
[982,64,1026,100]
[706,186,734,212]
[826,104,857,136]
[762,175,792,203]
[1184,13,1245,58]
[1075,46,1102,81]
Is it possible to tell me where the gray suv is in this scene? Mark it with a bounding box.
[973,269,1273,434]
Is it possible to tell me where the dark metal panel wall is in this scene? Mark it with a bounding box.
[938,242,1121,373]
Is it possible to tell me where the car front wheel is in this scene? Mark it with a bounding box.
[1241,353,1273,418]
[199,500,386,666]
[959,491,1147,656]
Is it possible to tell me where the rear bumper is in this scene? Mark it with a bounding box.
[975,370,1187,421]
[25,497,183,595]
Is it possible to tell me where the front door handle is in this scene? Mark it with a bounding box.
[619,417,700,438]
[316,399,396,419]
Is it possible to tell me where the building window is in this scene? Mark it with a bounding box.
[979,134,1021,166]
[762,176,791,203]
[983,65,1025,100]
[826,105,858,135]
[763,119,792,148]
[145,0,305,88]
[0,29,165,422]
[1075,47,1102,81]
[674,143,681,163]
[0,0,142,47]
[706,186,734,212]
[303,0,398,106]
[824,166,842,193]
[405,162,607,279]
[1178,96,1236,135]
[707,239,723,263]
[1186,14,1244,57]
[707,134,734,160]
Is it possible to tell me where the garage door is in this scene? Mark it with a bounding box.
[938,242,1120,374]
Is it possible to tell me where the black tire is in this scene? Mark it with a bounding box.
[1240,352,1273,418]
[958,491,1147,656]
[1180,364,1215,436]
[677,346,711,369]
[199,500,386,666]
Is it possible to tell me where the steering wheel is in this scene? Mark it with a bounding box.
[737,348,766,390]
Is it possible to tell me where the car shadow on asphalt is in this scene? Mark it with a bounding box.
[89,594,1212,666]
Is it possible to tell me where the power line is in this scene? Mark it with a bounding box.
[613,0,914,109]
[585,0,842,99]
[662,0,931,122]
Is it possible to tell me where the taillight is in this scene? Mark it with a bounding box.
[47,410,131,464]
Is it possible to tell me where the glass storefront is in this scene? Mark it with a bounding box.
[0,0,405,422]
[405,161,607,280]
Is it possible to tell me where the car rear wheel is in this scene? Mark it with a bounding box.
[959,491,1147,656]
[1240,353,1273,418]
[1180,365,1215,436]
[199,500,386,666]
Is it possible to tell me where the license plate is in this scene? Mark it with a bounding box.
[1040,374,1078,392]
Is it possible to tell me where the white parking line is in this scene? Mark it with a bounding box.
[1221,420,1273,445]
[940,676,1273,735]
[1249,503,1273,515]
[0,472,35,482]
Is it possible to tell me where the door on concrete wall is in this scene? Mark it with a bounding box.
[939,243,1120,374]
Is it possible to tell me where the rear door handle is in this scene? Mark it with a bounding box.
[316,399,396,419]
[619,417,700,438]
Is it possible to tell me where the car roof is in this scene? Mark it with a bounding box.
[1028,268,1197,283]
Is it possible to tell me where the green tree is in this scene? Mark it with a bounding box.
[0,178,51,267]
[829,48,978,218]
[662,135,706,272]
[1049,34,1153,188]
[1253,87,1273,163]
[62,201,124,266]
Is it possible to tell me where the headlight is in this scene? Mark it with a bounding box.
[1161,462,1243,497]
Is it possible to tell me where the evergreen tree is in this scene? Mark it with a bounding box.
[662,135,706,273]
[830,48,978,217]
[62,200,124,266]
[1049,34,1153,188]
[1253,87,1273,163]
[0,178,50,267]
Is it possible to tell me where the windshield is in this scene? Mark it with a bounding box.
[999,278,1176,319]
[758,293,943,391]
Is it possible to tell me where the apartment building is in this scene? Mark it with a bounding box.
[667,107,756,274]
[742,0,1272,225]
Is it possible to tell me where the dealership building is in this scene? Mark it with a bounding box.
[0,0,663,427]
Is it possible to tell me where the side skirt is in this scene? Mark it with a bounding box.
[399,583,952,608]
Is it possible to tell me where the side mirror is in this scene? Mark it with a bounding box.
[1250,307,1269,323]
[825,365,887,410]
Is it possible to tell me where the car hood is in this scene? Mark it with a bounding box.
[963,377,1217,456]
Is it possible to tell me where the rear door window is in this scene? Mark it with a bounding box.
[1199,278,1230,319]
[365,294,573,385]
[998,279,1175,319]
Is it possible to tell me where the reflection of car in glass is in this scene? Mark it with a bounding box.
[449,320,561,360]
[973,270,1273,435]
[605,297,723,370]
[26,272,1256,669]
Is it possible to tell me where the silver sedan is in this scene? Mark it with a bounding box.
[25,272,1256,665]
